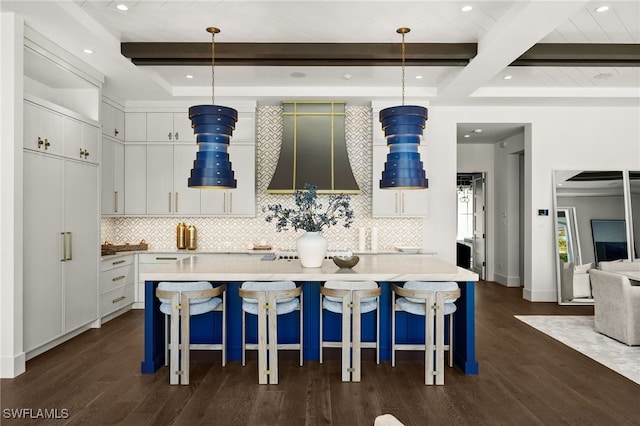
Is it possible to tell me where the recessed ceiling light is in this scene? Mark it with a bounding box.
[473,128,483,133]
[185,74,194,79]
[415,75,423,79]
[503,75,513,80]
[82,49,94,54]
[464,134,470,138]
[461,5,473,12]
[116,4,129,11]
[290,72,306,78]
[595,5,609,12]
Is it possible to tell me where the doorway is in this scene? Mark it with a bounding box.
[457,172,487,279]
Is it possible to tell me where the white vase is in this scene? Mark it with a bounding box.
[296,231,328,268]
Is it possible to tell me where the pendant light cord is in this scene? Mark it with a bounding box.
[211,31,216,105]
[401,31,406,106]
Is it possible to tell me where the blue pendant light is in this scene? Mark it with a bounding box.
[188,27,238,189]
[379,28,428,190]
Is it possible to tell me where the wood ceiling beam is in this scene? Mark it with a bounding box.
[120,42,477,66]
[121,42,640,67]
[512,44,640,67]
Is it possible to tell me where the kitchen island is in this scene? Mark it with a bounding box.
[141,254,479,375]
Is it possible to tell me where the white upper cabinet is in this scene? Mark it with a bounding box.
[24,101,65,156]
[200,143,256,216]
[101,101,125,141]
[146,144,200,215]
[64,117,100,164]
[24,99,99,164]
[146,112,195,142]
[124,112,147,142]
[124,144,147,215]
[372,145,428,217]
[101,138,125,215]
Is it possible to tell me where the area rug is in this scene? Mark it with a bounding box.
[514,315,640,385]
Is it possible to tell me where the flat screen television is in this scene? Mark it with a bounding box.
[591,219,628,264]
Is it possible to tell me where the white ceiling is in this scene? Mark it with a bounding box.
[2,1,639,147]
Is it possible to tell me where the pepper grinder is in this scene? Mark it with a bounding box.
[186,225,197,250]
[176,222,186,249]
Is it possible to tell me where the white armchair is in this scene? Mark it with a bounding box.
[560,262,593,301]
[589,269,640,346]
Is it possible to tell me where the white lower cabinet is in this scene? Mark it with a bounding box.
[23,150,99,353]
[134,253,194,306]
[100,255,135,320]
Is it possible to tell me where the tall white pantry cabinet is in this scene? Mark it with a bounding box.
[22,31,102,356]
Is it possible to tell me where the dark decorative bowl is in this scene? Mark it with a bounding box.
[332,255,359,269]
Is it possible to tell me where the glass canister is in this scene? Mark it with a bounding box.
[186,225,197,250]
[176,222,186,249]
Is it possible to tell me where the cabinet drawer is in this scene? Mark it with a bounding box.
[101,255,133,272]
[137,253,192,264]
[101,284,134,317]
[100,264,134,294]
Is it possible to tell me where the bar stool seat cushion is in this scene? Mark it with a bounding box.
[323,298,378,314]
[396,297,457,316]
[157,281,213,304]
[403,281,459,303]
[159,297,222,316]
[242,298,300,316]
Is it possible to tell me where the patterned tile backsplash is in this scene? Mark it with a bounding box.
[101,105,422,252]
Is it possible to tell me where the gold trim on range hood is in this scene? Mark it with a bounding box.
[266,101,360,195]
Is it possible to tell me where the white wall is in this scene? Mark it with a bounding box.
[0,12,25,378]
[494,133,525,286]
[432,106,640,301]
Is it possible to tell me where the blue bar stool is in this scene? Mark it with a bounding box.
[320,280,381,382]
[392,281,460,385]
[156,281,226,385]
[239,281,303,384]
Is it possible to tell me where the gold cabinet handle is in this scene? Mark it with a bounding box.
[223,193,227,212]
[38,137,44,148]
[113,259,126,265]
[80,148,86,158]
[229,192,233,213]
[112,275,126,282]
[394,193,398,214]
[175,192,179,213]
[114,191,118,213]
[401,193,405,214]
[84,150,90,159]
[61,232,66,261]
[112,296,126,304]
[44,139,50,150]
[168,192,172,213]
[66,232,73,261]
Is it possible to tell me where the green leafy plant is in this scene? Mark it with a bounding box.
[264,183,354,232]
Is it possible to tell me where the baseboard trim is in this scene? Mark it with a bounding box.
[0,352,26,378]
[494,273,521,287]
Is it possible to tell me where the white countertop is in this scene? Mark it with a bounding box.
[139,254,478,282]
[101,248,438,262]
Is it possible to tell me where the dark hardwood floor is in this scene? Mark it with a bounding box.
[2,281,639,425]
